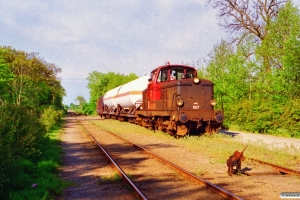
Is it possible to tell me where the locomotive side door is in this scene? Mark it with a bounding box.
[147,69,162,110]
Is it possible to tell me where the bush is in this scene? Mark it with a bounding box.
[0,104,46,197]
[225,99,300,137]
[77,102,96,115]
[40,106,63,131]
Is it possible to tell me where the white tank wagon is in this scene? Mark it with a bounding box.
[101,76,150,119]
[114,76,150,108]
[103,86,122,108]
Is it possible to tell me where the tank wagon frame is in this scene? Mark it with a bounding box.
[97,63,224,136]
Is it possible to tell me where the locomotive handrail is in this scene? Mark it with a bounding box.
[170,93,178,115]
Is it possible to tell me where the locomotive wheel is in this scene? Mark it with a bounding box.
[176,125,188,136]
[156,118,164,131]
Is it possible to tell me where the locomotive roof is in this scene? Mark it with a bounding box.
[151,64,196,72]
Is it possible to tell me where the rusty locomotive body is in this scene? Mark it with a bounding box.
[97,63,224,136]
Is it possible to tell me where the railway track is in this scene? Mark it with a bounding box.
[78,115,300,178]
[247,158,300,177]
[74,115,243,200]
[71,114,300,199]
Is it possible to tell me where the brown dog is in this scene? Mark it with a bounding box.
[227,145,248,175]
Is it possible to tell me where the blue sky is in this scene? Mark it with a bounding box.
[1,0,299,105]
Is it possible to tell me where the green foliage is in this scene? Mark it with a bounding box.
[199,39,258,108]
[69,103,78,111]
[225,99,300,137]
[40,106,63,132]
[0,46,65,111]
[0,51,15,104]
[87,71,138,114]
[0,104,46,194]
[0,119,67,200]
[199,1,300,137]
[257,0,300,100]
[82,102,96,115]
[73,102,96,115]
[75,95,86,107]
[0,44,66,200]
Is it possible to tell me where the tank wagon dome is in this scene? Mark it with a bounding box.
[103,75,150,109]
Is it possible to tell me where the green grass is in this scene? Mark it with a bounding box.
[7,121,70,200]
[93,119,300,172]
[97,173,123,185]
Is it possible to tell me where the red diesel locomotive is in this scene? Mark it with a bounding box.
[97,63,224,136]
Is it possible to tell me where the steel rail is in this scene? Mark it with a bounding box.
[249,158,300,177]
[75,118,148,200]
[106,130,243,200]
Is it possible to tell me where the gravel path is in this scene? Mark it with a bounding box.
[219,130,300,150]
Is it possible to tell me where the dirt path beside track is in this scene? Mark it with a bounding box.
[58,114,135,200]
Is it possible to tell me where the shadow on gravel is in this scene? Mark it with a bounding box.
[218,129,241,137]
[143,143,178,148]
[60,139,137,199]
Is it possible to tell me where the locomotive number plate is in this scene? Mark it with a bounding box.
[193,105,199,109]
[193,102,199,109]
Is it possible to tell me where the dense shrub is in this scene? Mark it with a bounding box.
[40,106,63,131]
[225,99,300,137]
[75,103,96,115]
[0,104,46,196]
[82,103,96,115]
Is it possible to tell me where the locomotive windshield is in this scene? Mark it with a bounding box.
[155,66,196,83]
[157,69,168,82]
[186,68,196,78]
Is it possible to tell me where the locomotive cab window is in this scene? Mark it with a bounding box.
[157,69,168,82]
[170,67,184,80]
[186,68,195,78]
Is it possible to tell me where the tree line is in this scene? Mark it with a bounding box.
[0,46,65,198]
[198,0,300,137]
[74,71,138,115]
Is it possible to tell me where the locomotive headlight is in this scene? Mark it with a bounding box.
[177,99,184,107]
[210,99,216,106]
[193,77,200,84]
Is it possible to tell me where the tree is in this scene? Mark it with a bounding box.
[87,71,138,105]
[199,39,257,107]
[0,46,65,110]
[208,0,286,42]
[208,0,286,71]
[75,95,86,108]
[258,0,300,100]
[203,0,300,135]
[0,50,15,105]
